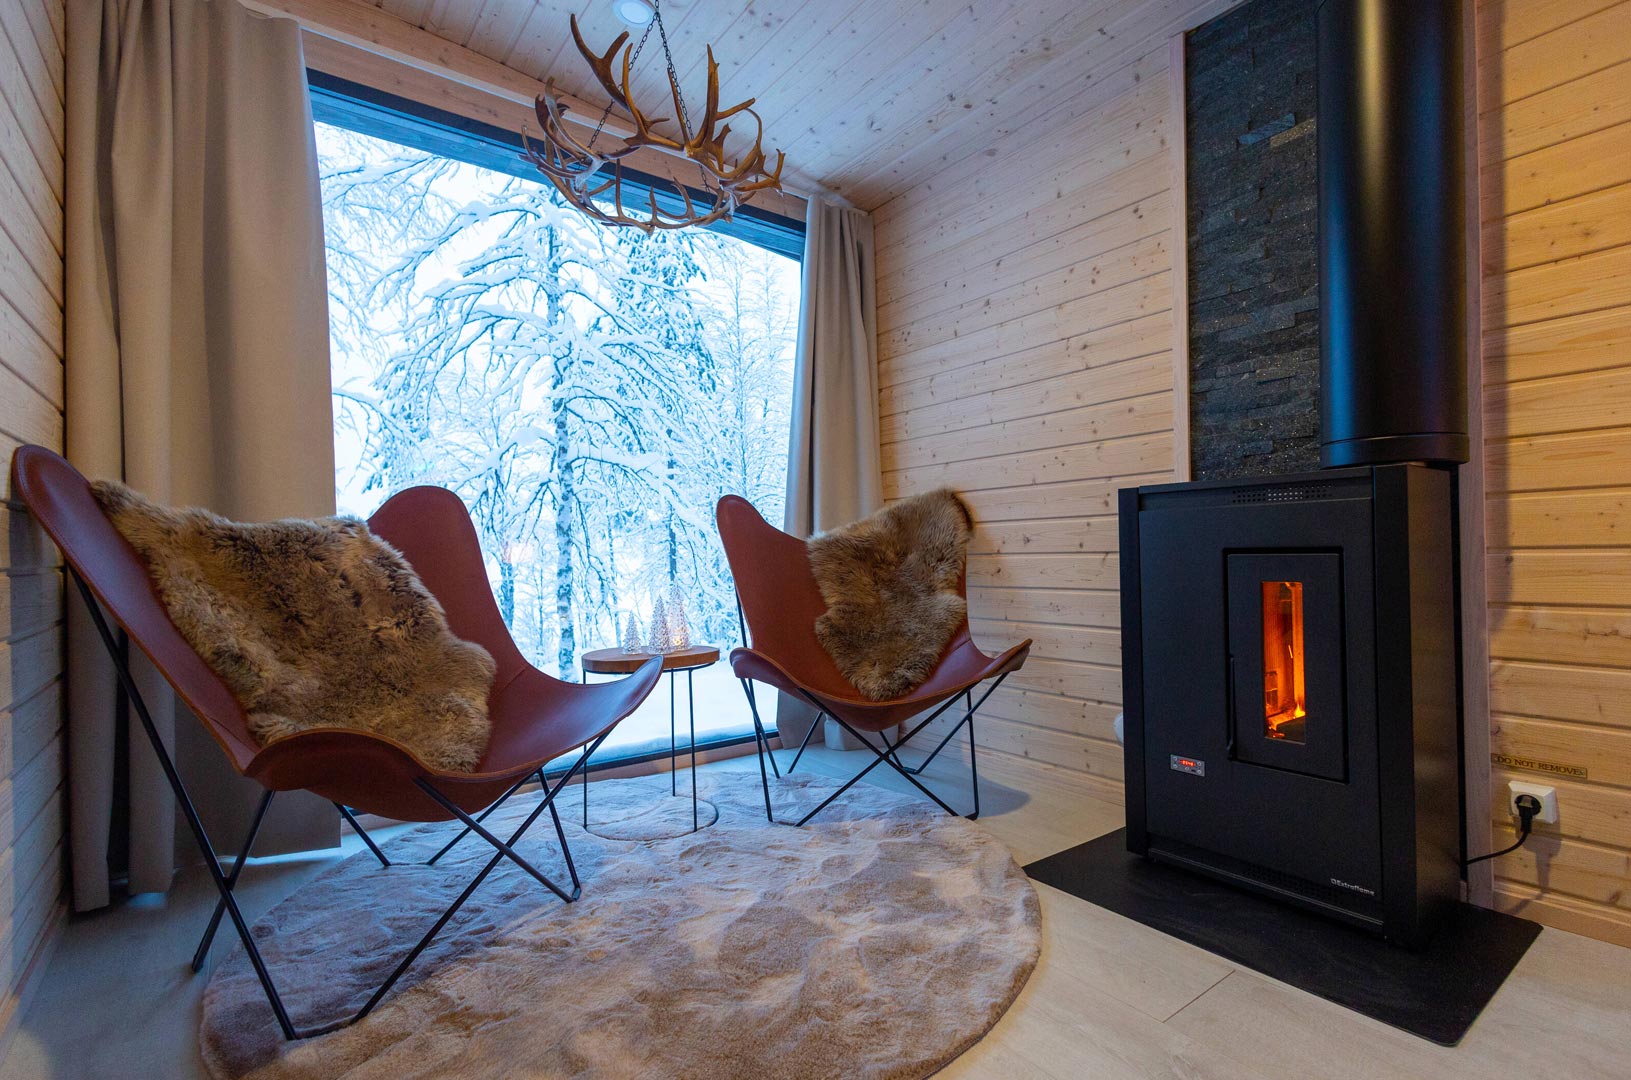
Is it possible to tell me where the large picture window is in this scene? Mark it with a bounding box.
[313,79,803,760]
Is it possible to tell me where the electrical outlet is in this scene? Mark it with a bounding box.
[1509,780,1558,824]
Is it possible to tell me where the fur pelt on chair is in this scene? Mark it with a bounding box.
[93,482,496,772]
[807,489,974,700]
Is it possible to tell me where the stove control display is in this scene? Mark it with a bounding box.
[1170,755,1206,776]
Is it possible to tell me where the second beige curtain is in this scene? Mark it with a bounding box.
[65,0,339,910]
[781,197,884,750]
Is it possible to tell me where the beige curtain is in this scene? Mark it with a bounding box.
[781,197,884,750]
[65,0,338,911]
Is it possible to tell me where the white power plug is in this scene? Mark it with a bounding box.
[1509,780,1558,824]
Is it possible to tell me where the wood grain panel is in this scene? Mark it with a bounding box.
[1489,659,1631,728]
[880,272,1172,389]
[878,150,1172,309]
[874,0,1202,814]
[888,430,1173,493]
[877,78,1170,271]
[1483,246,1631,328]
[884,349,1172,446]
[882,311,1169,424]
[1480,58,1631,164]
[1485,828,1631,911]
[1489,605,1631,668]
[1486,428,1631,492]
[1481,119,1631,221]
[1479,0,1631,945]
[1477,0,1625,53]
[1492,714,1631,788]
[1483,182,1631,274]
[883,233,1171,360]
[0,570,62,645]
[964,712,1126,780]
[0,680,60,782]
[1477,1,1631,107]
[0,16,60,188]
[888,392,1171,471]
[970,617,1121,664]
[0,0,65,1044]
[789,2,1127,198]
[0,293,56,412]
[981,684,1122,738]
[1489,550,1631,607]
[970,517,1121,557]
[957,474,1163,523]
[1485,366,1631,438]
[969,552,1121,592]
[853,2,1238,209]
[1482,306,1631,385]
[1487,489,1631,547]
[1005,656,1124,703]
[969,587,1122,630]
[879,190,1170,338]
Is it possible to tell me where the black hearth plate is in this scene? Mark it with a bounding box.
[1024,829,1541,1046]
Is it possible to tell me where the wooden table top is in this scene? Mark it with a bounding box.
[580,645,721,674]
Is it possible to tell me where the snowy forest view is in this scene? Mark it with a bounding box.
[317,122,800,751]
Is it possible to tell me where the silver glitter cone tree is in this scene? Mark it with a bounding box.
[648,593,670,653]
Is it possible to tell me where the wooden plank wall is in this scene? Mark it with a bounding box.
[872,0,1237,801]
[0,0,66,1037]
[1479,0,1631,947]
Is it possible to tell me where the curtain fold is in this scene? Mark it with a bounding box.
[65,0,339,911]
[781,197,884,750]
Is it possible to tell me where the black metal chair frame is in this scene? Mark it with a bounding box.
[738,673,1007,827]
[729,593,1003,827]
[71,569,603,1042]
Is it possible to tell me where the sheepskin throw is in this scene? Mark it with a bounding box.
[807,489,973,700]
[93,482,497,772]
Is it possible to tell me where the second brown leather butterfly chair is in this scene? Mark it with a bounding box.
[9,446,662,1040]
[716,495,1030,826]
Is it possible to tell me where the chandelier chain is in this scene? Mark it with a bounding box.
[587,17,656,150]
[651,3,691,140]
[650,3,718,195]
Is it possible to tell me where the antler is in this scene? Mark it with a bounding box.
[525,15,786,233]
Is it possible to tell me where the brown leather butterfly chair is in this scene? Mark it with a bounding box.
[716,495,1030,826]
[10,446,661,1040]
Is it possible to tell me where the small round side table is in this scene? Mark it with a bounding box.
[580,645,721,833]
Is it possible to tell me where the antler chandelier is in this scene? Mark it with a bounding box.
[526,1,787,232]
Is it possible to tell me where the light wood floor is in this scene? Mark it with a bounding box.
[2,745,1628,1079]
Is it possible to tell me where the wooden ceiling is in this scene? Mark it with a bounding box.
[354,0,1134,210]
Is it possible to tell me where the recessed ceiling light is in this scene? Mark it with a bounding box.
[612,0,655,27]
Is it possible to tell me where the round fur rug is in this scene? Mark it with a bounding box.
[200,772,1041,1080]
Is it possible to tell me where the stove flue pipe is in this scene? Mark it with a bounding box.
[1317,0,1468,468]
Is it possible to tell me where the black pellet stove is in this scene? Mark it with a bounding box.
[1119,0,1468,946]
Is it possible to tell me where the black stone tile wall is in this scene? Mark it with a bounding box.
[1185,0,1320,481]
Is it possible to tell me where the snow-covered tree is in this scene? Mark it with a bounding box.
[319,123,799,679]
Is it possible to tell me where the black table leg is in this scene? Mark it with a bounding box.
[669,669,677,796]
[688,667,698,832]
[581,670,590,827]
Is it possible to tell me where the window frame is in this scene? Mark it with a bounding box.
[307,70,807,260]
[310,72,798,766]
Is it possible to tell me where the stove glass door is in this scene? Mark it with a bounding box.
[1261,581,1307,742]
[1227,552,1346,781]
